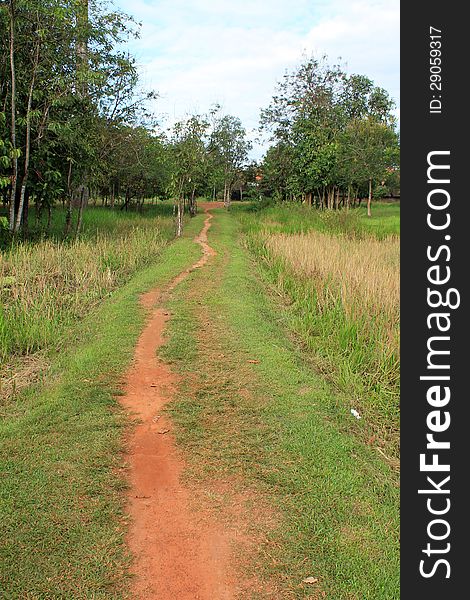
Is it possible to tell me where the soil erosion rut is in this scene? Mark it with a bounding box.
[120,206,231,599]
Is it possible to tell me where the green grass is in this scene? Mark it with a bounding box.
[0,202,177,246]
[161,209,399,599]
[0,203,399,597]
[0,215,204,598]
[232,201,400,456]
[355,202,400,237]
[0,206,179,364]
[234,200,400,239]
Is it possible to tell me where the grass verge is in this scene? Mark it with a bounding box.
[0,214,203,598]
[234,203,400,456]
[235,201,400,239]
[0,206,176,362]
[160,209,399,599]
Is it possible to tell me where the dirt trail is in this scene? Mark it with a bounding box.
[120,204,233,600]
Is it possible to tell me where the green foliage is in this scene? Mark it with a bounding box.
[259,55,399,205]
[209,111,252,183]
[235,200,400,238]
[164,108,253,213]
[338,117,399,190]
[0,112,12,189]
[0,0,157,233]
[203,106,253,202]
[170,114,210,199]
[259,142,294,199]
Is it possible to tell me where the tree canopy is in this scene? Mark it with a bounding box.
[259,56,399,211]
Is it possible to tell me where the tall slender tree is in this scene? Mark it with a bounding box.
[209,112,251,208]
[7,0,17,232]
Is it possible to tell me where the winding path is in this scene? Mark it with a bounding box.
[120,204,232,599]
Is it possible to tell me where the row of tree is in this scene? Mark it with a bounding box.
[1,1,399,242]
[169,109,252,234]
[0,0,252,240]
[0,0,148,236]
[259,57,400,215]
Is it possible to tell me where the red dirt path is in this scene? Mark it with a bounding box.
[120,204,233,599]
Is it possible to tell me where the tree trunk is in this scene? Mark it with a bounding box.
[189,186,197,216]
[14,38,40,234]
[35,193,42,225]
[76,0,89,212]
[8,0,17,232]
[175,177,185,237]
[46,204,52,234]
[327,187,333,210]
[64,197,73,235]
[77,0,89,97]
[120,188,130,211]
[22,189,29,237]
[224,181,231,209]
[75,186,88,237]
[64,160,73,235]
[176,198,183,237]
[367,178,372,217]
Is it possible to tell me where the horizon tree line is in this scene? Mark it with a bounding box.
[1,1,399,245]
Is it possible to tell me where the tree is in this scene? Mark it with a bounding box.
[260,142,295,201]
[209,112,251,208]
[0,0,144,239]
[170,114,209,235]
[338,118,399,216]
[260,55,398,209]
[6,0,18,232]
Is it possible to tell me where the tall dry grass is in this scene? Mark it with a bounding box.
[265,231,399,344]
[0,227,169,361]
[238,203,400,450]
[257,229,400,445]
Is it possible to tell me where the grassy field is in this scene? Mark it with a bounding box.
[161,208,399,599]
[235,201,400,457]
[0,206,177,401]
[0,201,399,598]
[238,201,400,238]
[0,201,176,244]
[0,214,204,597]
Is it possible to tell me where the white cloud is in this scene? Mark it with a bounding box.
[303,1,399,99]
[111,0,399,158]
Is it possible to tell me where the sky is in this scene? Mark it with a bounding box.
[111,0,400,159]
